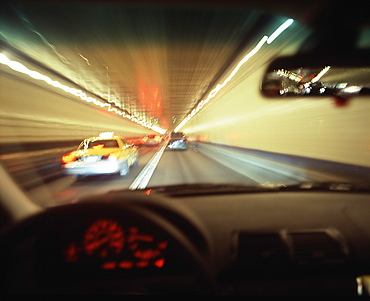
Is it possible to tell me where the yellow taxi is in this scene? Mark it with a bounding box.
[62,133,139,177]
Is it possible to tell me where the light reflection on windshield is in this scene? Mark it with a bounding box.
[0,1,369,208]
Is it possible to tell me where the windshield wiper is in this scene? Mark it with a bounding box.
[146,183,281,196]
[144,182,370,196]
[279,182,370,192]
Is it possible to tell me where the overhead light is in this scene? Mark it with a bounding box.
[175,18,294,132]
[267,19,294,44]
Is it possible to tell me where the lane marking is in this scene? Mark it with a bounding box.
[129,142,168,190]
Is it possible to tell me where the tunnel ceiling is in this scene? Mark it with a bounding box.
[0,1,325,132]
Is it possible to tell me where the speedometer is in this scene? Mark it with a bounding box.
[84,219,125,258]
[63,218,169,270]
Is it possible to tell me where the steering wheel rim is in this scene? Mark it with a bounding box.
[0,195,216,294]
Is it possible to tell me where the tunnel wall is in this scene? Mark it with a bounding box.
[182,58,370,167]
[0,70,149,144]
[1,47,369,168]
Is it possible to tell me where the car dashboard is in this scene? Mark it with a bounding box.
[0,187,370,295]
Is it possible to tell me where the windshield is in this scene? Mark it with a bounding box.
[0,0,369,208]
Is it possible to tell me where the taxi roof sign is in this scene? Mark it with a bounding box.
[99,132,115,138]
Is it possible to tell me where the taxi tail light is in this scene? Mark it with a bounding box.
[108,151,121,161]
[62,153,76,164]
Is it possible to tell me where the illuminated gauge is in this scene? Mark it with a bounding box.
[118,226,168,269]
[84,219,124,258]
[64,242,80,262]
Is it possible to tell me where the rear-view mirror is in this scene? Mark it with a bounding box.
[261,54,370,98]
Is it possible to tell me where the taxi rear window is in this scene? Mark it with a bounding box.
[87,140,119,149]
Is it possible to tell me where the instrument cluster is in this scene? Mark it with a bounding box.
[1,199,213,293]
[63,218,169,271]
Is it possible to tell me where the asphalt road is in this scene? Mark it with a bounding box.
[25,141,365,208]
[26,143,255,207]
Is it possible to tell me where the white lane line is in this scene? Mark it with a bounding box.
[129,142,167,190]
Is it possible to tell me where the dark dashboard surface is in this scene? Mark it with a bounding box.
[1,187,369,295]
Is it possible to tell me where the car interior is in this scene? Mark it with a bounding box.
[0,0,369,295]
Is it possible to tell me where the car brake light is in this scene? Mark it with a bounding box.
[62,153,76,164]
[108,151,121,161]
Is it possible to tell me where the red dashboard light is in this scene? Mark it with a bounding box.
[154,258,165,268]
[84,219,125,256]
[102,261,117,270]
[133,249,161,260]
[136,261,149,268]
[119,261,134,269]
[64,242,79,262]
[158,241,168,250]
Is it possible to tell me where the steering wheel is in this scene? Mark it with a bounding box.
[0,192,215,294]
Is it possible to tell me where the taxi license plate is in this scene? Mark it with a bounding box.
[81,156,101,163]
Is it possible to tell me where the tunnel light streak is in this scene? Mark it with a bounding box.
[76,44,91,66]
[267,19,294,44]
[78,52,91,66]
[175,36,268,132]
[105,66,110,79]
[311,66,331,83]
[175,19,294,132]
[341,85,362,94]
[186,99,326,133]
[105,95,122,108]
[276,69,302,82]
[129,142,167,190]
[19,13,70,65]
[0,53,166,134]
